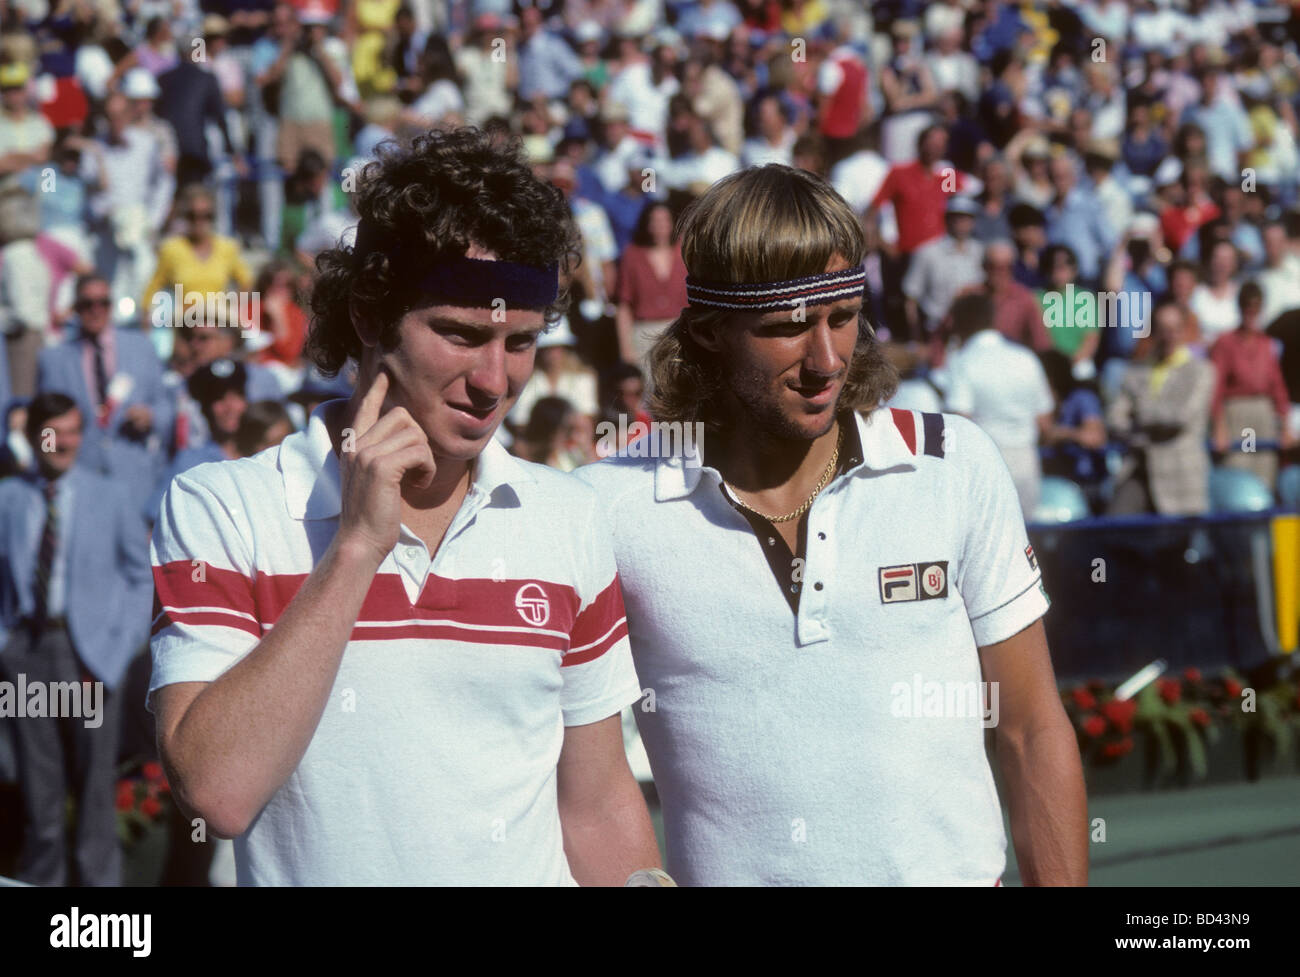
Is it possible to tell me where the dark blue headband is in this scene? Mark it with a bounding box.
[352,219,559,308]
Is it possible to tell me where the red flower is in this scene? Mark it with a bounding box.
[1072,688,1098,710]
[142,761,164,782]
[140,796,162,819]
[115,781,136,813]
[1189,708,1210,729]
[1183,667,1202,683]
[1102,737,1134,758]
[1082,714,1107,738]
[1101,699,1138,734]
[1158,678,1181,704]
[1223,678,1243,698]
[157,776,171,795]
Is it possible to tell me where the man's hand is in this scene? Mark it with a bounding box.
[337,370,436,564]
[123,403,153,434]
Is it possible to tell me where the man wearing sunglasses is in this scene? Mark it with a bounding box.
[36,274,173,503]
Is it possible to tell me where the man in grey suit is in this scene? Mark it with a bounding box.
[0,392,153,884]
[36,274,173,505]
[1107,301,1216,516]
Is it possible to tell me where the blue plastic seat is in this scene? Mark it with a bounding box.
[1209,467,1274,513]
[1033,476,1090,523]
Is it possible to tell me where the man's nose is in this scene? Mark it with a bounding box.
[467,342,510,402]
[804,319,841,376]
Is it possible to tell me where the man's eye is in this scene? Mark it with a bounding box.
[438,328,476,345]
[508,334,539,352]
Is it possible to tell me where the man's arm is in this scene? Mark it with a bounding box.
[154,372,436,838]
[556,713,661,886]
[153,537,386,838]
[979,618,1088,886]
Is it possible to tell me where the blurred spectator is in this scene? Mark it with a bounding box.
[515,394,596,471]
[943,291,1054,516]
[869,124,972,257]
[0,185,89,397]
[1044,151,1116,286]
[1040,348,1107,511]
[1039,243,1100,371]
[517,4,583,102]
[1190,238,1243,345]
[982,238,1051,352]
[37,272,172,503]
[0,391,152,885]
[146,356,252,521]
[1107,301,1215,516]
[1257,220,1300,327]
[879,20,937,164]
[233,397,294,457]
[0,62,52,184]
[615,200,687,373]
[82,88,172,315]
[901,195,983,340]
[141,184,253,331]
[508,316,599,432]
[1210,281,1293,490]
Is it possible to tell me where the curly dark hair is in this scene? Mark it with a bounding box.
[306,127,581,375]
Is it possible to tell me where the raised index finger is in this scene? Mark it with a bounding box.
[353,368,389,441]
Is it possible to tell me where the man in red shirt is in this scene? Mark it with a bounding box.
[868,125,972,257]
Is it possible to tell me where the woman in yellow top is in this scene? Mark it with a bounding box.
[347,0,401,99]
[141,184,253,329]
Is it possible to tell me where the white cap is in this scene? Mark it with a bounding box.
[122,67,160,100]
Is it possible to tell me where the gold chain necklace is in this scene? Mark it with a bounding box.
[723,426,842,524]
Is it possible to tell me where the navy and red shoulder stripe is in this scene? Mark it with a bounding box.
[889,408,946,458]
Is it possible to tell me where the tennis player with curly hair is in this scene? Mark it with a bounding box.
[577,164,1088,885]
[148,128,661,884]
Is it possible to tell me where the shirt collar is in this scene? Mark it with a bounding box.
[652,407,912,503]
[280,399,533,521]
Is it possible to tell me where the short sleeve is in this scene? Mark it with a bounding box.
[950,416,1050,646]
[560,494,642,726]
[147,470,261,712]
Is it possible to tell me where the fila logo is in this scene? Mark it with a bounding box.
[879,562,949,603]
[514,583,551,627]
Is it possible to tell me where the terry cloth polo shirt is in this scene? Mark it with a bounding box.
[148,400,640,885]
[574,406,1051,885]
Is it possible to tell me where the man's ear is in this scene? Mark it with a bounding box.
[349,295,382,348]
[686,315,725,353]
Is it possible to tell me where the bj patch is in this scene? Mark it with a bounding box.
[879,561,949,603]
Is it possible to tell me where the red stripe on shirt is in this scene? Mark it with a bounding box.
[153,561,588,646]
[564,617,628,666]
[566,575,629,666]
[890,407,917,454]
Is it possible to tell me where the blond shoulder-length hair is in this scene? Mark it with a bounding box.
[648,164,898,426]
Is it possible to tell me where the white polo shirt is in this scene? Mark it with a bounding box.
[149,401,641,885]
[575,406,1051,885]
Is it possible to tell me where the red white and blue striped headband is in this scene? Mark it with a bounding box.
[352,218,559,308]
[685,265,866,311]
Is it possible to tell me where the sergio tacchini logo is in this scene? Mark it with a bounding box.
[514,583,551,626]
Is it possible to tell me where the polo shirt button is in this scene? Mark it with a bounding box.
[814,581,823,591]
[817,532,826,540]
[767,537,776,546]
[790,583,799,593]
[405,547,420,560]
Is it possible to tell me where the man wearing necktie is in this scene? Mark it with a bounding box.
[36,274,173,505]
[0,392,153,884]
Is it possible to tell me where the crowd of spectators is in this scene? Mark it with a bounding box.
[5,0,1300,881]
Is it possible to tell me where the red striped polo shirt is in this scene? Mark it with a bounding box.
[148,401,641,885]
